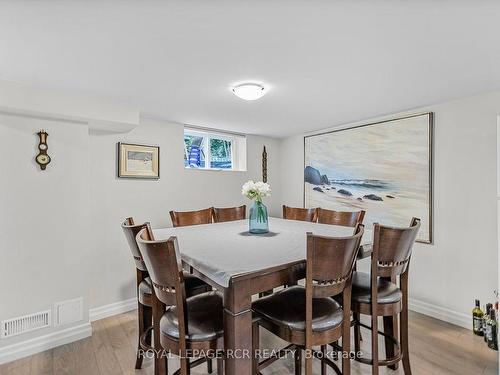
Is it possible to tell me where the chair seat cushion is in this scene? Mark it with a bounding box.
[138,273,209,305]
[184,272,211,296]
[351,272,402,304]
[138,277,153,305]
[160,291,224,342]
[252,286,343,333]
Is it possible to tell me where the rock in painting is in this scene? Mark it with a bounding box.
[313,187,324,193]
[363,194,383,201]
[338,189,352,196]
[386,195,395,199]
[320,174,330,185]
[304,166,323,185]
[357,197,363,201]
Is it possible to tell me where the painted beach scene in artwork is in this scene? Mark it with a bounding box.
[304,114,432,242]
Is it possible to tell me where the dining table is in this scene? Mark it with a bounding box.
[154,217,372,375]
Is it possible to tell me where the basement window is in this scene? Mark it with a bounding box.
[184,127,247,171]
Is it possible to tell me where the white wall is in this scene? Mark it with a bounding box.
[0,113,91,348]
[0,114,280,361]
[88,117,281,309]
[1,85,498,363]
[280,91,500,328]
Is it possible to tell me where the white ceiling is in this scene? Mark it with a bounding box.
[1,1,499,137]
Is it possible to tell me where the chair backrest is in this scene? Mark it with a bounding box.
[304,225,364,352]
[372,217,421,277]
[306,224,364,299]
[283,205,318,222]
[136,229,186,308]
[212,205,246,223]
[169,208,213,227]
[317,208,365,227]
[121,217,149,272]
[136,230,189,354]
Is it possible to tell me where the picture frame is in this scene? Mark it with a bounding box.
[304,112,433,243]
[117,142,160,179]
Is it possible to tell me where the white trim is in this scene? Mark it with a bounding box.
[0,323,92,365]
[89,298,136,322]
[409,298,470,330]
[184,124,247,138]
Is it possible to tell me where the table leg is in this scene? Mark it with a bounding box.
[223,282,252,375]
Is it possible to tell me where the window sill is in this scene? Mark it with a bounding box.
[184,167,247,172]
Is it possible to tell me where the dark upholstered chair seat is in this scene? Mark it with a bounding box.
[351,271,402,304]
[184,272,211,294]
[160,291,224,342]
[252,286,343,332]
[138,273,209,306]
[138,277,153,305]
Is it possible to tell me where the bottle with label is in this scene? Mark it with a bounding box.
[473,299,484,336]
[486,309,498,350]
[484,304,493,342]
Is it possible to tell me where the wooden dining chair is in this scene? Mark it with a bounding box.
[121,218,154,369]
[282,205,318,222]
[212,205,246,223]
[170,208,214,227]
[252,225,364,375]
[136,229,224,375]
[351,218,420,375]
[317,208,365,227]
[123,219,212,374]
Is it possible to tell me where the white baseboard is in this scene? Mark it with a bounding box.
[409,298,470,330]
[89,296,469,329]
[89,298,136,322]
[0,322,92,365]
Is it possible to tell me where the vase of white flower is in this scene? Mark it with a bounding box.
[241,180,271,234]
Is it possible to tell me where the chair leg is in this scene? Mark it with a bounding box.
[153,298,167,375]
[135,302,145,369]
[383,315,399,370]
[401,301,411,374]
[342,314,351,375]
[207,358,213,373]
[217,358,224,375]
[371,314,379,375]
[294,348,301,375]
[144,305,153,346]
[180,357,190,375]
[305,345,313,375]
[252,321,259,375]
[353,313,361,354]
[320,345,327,375]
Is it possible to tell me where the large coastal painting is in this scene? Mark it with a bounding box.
[304,113,433,243]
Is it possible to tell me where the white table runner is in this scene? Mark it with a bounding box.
[153,217,372,287]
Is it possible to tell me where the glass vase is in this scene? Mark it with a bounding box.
[249,200,269,234]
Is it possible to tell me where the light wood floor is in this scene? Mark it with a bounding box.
[0,310,497,375]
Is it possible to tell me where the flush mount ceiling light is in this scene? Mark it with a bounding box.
[232,83,267,101]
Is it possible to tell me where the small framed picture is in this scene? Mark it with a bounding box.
[117,142,160,179]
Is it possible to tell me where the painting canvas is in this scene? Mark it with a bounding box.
[118,143,160,179]
[304,113,433,243]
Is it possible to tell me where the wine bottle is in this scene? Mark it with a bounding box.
[486,309,498,350]
[473,299,484,336]
[484,304,493,342]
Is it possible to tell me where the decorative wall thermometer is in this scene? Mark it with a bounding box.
[35,130,51,170]
[262,145,268,183]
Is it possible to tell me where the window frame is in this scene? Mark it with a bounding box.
[184,128,238,171]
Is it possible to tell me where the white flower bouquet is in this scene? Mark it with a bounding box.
[241,180,271,203]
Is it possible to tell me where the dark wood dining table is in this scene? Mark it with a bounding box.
[154,217,372,375]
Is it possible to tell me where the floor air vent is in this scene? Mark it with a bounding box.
[1,310,51,339]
